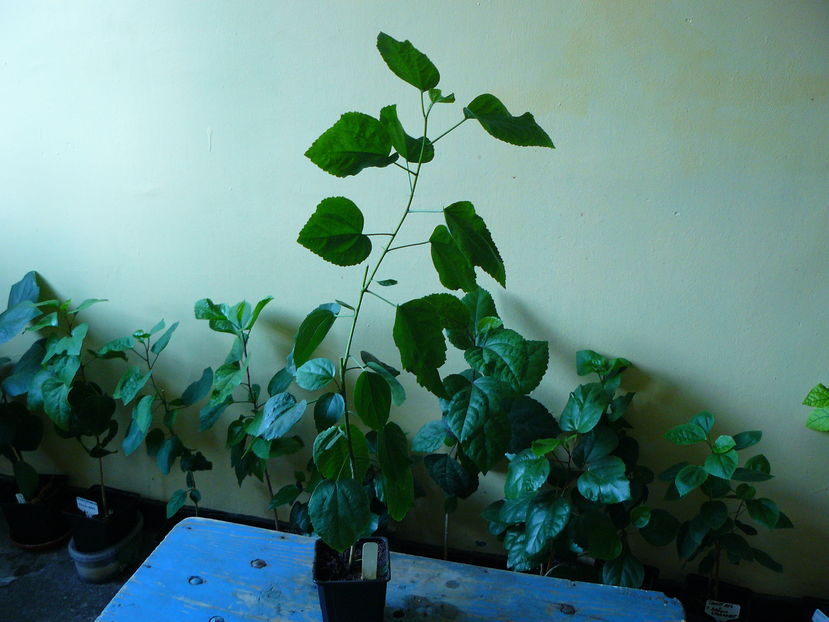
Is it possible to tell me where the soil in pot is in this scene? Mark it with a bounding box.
[64,486,140,553]
[313,537,390,622]
[0,474,71,549]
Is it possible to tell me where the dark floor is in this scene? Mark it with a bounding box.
[0,514,154,622]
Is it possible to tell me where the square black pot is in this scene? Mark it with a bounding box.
[313,537,390,622]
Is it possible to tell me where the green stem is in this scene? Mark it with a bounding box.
[366,290,398,308]
[431,117,468,144]
[264,467,279,531]
[388,240,430,252]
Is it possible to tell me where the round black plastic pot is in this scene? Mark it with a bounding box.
[313,537,390,622]
[0,474,71,549]
[64,486,140,553]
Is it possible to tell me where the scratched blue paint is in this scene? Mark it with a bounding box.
[96,517,685,621]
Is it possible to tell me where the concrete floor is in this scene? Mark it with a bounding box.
[0,514,153,622]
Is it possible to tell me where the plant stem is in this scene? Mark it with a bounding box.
[98,455,108,517]
[431,117,468,144]
[443,511,449,561]
[366,290,398,308]
[264,468,279,531]
[388,240,430,252]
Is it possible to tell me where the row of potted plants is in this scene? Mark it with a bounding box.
[0,32,816,622]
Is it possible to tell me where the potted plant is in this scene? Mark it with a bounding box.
[481,350,674,587]
[252,31,554,621]
[0,271,72,548]
[661,411,793,621]
[26,295,144,582]
[97,320,214,520]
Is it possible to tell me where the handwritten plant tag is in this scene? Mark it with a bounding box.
[76,496,99,518]
[361,542,379,580]
[15,493,26,504]
[704,599,741,621]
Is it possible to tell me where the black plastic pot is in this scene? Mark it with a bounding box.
[682,573,753,621]
[313,537,390,622]
[0,474,71,549]
[64,486,140,553]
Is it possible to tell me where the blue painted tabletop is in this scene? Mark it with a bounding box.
[96,517,685,621]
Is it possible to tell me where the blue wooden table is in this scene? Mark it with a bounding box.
[96,517,685,621]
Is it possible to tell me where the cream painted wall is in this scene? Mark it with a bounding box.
[1,0,827,598]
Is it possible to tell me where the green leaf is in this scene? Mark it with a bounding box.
[443,375,508,473]
[531,437,568,457]
[268,367,295,397]
[377,422,414,520]
[13,461,39,501]
[245,296,273,330]
[751,548,783,572]
[429,89,455,104]
[412,420,448,453]
[176,368,213,407]
[122,395,155,456]
[507,396,559,453]
[199,396,232,431]
[465,328,528,392]
[314,392,345,431]
[269,484,302,509]
[423,453,477,499]
[577,511,622,561]
[270,435,303,457]
[746,498,780,530]
[379,105,434,163]
[393,297,452,397]
[712,435,736,454]
[313,425,369,482]
[96,336,135,360]
[733,430,762,450]
[212,361,247,402]
[519,340,549,394]
[113,366,152,406]
[308,478,371,552]
[735,483,756,500]
[41,377,71,429]
[166,489,188,519]
[463,93,553,148]
[665,422,708,445]
[150,321,179,355]
[246,392,307,440]
[803,383,829,407]
[577,455,631,504]
[43,323,88,363]
[524,496,571,557]
[305,112,396,177]
[675,464,709,497]
[731,467,774,482]
[631,506,652,529]
[429,225,477,292]
[505,449,550,499]
[295,358,336,391]
[690,411,715,435]
[364,361,406,406]
[293,304,339,367]
[700,500,728,530]
[376,32,440,91]
[572,425,618,466]
[156,436,183,475]
[639,509,680,547]
[498,494,534,525]
[354,371,391,429]
[609,392,635,422]
[559,383,610,434]
[744,453,771,475]
[70,298,106,315]
[444,201,505,287]
[704,449,738,479]
[602,551,645,588]
[298,197,372,266]
[806,408,829,432]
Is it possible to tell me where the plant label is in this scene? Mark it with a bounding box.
[704,600,741,621]
[76,496,99,518]
[15,493,25,504]
[361,541,379,580]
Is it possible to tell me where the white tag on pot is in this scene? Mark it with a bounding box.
[361,542,379,580]
[704,600,741,621]
[15,493,25,504]
[76,497,99,518]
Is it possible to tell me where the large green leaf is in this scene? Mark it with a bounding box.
[122,395,155,456]
[41,377,71,429]
[465,328,528,392]
[95,336,135,360]
[704,449,738,479]
[577,455,630,504]
[506,396,559,453]
[665,422,708,445]
[444,202,505,287]
[293,303,340,367]
[314,392,345,431]
[113,366,152,406]
[377,422,414,520]
[559,383,609,434]
[150,321,179,355]
[246,392,307,440]
[313,425,369,482]
[803,383,829,407]
[746,498,780,530]
[305,112,396,177]
[505,449,550,499]
[298,197,372,266]
[806,408,829,432]
[308,478,371,552]
[429,225,477,292]
[2,340,45,397]
[602,551,645,588]
[364,361,406,407]
[412,420,450,453]
[175,367,213,407]
[43,323,88,363]
[520,340,549,394]
[638,509,680,547]
[0,272,39,344]
[572,425,619,466]
[379,105,434,163]
[576,511,622,561]
[423,452,477,499]
[463,93,553,148]
[295,358,336,391]
[199,395,232,431]
[443,375,509,473]
[376,32,439,91]
[354,371,391,430]
[524,496,571,557]
[733,430,762,450]
[675,464,709,496]
[212,361,247,403]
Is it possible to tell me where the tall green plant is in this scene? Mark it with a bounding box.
[263,32,553,554]
[97,321,214,518]
[661,412,792,598]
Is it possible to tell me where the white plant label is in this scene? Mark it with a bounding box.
[15,493,26,504]
[76,496,99,518]
[361,542,379,580]
[704,600,741,621]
